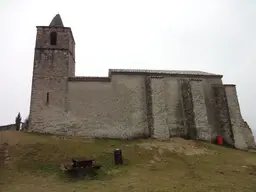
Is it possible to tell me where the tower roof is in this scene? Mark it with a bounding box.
[49,14,64,27]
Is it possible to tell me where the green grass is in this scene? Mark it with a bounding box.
[1,131,256,192]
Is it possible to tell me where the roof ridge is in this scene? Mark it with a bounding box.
[109,69,221,76]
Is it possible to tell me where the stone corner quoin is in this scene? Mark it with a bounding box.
[28,14,255,150]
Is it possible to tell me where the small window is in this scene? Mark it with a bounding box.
[46,92,49,105]
[50,32,57,45]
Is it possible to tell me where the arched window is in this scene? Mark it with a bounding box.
[50,32,57,45]
[46,92,49,105]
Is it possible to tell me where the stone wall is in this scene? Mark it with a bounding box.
[36,27,74,50]
[190,79,211,141]
[202,78,223,140]
[29,105,80,135]
[149,77,169,140]
[145,77,153,137]
[30,50,70,131]
[164,78,185,137]
[29,71,255,149]
[30,26,75,133]
[180,80,196,139]
[66,75,148,139]
[243,121,256,149]
[213,85,234,145]
[0,124,16,131]
[224,85,251,149]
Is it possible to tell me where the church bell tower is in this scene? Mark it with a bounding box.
[29,14,76,130]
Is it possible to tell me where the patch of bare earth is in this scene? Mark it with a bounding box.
[137,137,212,156]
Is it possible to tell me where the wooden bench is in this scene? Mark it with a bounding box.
[72,159,95,168]
[64,158,102,177]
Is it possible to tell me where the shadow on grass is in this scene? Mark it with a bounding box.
[57,152,131,182]
[16,147,131,183]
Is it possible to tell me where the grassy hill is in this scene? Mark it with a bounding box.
[1,131,256,192]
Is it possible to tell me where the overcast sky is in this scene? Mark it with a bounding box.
[0,0,255,134]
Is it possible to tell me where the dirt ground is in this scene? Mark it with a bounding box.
[137,137,212,156]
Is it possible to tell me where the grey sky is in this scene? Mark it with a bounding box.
[0,0,255,134]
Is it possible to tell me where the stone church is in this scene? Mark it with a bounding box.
[29,14,255,150]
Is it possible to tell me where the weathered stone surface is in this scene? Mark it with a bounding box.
[165,78,185,137]
[68,75,148,139]
[243,121,256,149]
[145,77,153,137]
[149,77,169,140]
[30,24,75,134]
[225,85,248,149]
[190,80,211,141]
[213,85,234,145]
[202,78,223,141]
[180,80,195,139]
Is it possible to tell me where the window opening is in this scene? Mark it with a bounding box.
[50,32,57,45]
[46,92,49,105]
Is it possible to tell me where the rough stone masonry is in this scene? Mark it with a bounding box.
[29,14,255,150]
